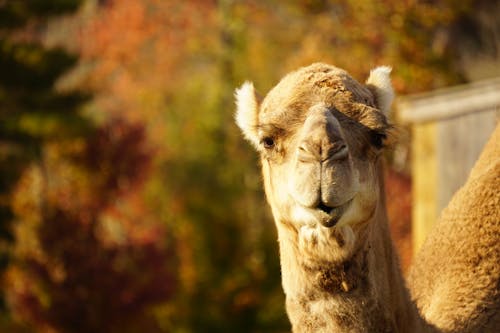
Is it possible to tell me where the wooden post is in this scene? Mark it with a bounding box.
[398,76,500,254]
[411,123,437,253]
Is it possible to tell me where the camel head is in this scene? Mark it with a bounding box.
[235,63,393,258]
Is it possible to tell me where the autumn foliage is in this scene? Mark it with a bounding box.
[7,119,174,332]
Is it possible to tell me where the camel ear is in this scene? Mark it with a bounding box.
[365,66,394,115]
[235,81,260,149]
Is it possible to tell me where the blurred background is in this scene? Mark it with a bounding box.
[0,0,499,332]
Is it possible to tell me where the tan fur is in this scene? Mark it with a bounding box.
[235,63,430,332]
[408,123,500,332]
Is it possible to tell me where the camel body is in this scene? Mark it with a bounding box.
[408,123,500,332]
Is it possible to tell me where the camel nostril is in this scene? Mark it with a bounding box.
[298,141,347,162]
[297,143,320,162]
[327,143,348,161]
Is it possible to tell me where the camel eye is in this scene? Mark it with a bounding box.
[262,137,275,149]
[371,132,386,149]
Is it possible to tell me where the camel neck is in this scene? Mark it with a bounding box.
[276,177,426,332]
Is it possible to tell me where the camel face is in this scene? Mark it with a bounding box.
[285,103,357,228]
[236,63,393,232]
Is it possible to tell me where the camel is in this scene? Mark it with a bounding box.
[408,123,500,332]
[235,63,431,332]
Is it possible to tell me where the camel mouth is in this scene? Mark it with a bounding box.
[317,201,332,214]
[317,199,352,228]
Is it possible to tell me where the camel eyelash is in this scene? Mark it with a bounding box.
[370,132,387,149]
[257,124,287,144]
[261,137,275,149]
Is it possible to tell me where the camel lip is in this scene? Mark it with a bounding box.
[318,199,352,228]
[292,198,353,228]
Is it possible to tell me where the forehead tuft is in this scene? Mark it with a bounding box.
[262,64,347,107]
[259,63,387,132]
